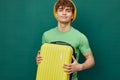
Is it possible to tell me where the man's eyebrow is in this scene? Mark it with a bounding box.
[66,8,71,10]
[66,8,72,11]
[58,7,63,9]
[58,6,72,10]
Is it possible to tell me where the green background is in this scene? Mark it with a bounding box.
[0,0,120,80]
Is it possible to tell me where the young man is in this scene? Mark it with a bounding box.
[36,0,95,80]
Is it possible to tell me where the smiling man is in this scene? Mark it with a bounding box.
[36,0,95,80]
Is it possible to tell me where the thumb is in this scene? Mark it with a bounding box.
[72,55,76,61]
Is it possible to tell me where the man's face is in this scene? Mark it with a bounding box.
[56,6,73,23]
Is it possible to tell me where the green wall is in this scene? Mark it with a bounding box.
[0,0,120,80]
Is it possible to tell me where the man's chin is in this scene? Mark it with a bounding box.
[59,20,71,23]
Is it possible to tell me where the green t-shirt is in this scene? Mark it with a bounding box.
[42,27,91,80]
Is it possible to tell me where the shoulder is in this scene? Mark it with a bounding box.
[43,27,57,35]
[72,27,87,39]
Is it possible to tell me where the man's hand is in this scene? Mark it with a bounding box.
[63,56,83,74]
[63,51,95,74]
[36,50,43,64]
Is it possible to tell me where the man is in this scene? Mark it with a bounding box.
[36,0,95,80]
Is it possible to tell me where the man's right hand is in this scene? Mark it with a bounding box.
[36,50,42,64]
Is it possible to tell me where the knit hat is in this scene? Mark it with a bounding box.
[53,0,77,22]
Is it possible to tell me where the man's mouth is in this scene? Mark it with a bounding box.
[61,16,67,19]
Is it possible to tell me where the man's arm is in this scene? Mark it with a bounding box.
[81,51,95,70]
[63,51,95,74]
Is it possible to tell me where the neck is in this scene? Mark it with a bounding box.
[58,22,71,32]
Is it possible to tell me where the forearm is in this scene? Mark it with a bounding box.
[78,52,95,71]
[81,57,95,71]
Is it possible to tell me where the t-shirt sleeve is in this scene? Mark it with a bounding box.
[42,33,47,44]
[79,34,91,55]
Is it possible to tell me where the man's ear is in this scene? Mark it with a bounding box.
[55,12,58,19]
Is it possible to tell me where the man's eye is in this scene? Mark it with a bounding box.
[58,9,63,11]
[67,10,71,12]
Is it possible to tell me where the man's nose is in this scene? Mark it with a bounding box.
[62,10,66,15]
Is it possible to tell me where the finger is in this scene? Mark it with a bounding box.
[64,69,72,74]
[37,56,42,58]
[63,64,72,67]
[37,58,42,61]
[36,62,41,64]
[38,50,40,54]
[63,65,71,69]
[64,64,72,66]
[36,56,42,60]
[36,56,43,64]
[72,55,76,61]
[37,52,42,58]
[36,58,43,64]
[63,64,72,70]
[36,56,43,60]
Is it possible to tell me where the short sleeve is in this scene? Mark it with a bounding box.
[42,33,47,44]
[79,35,91,54]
